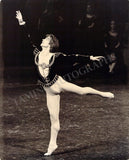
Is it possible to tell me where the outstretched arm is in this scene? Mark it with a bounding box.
[16,10,40,55]
[56,53,104,65]
[68,54,104,63]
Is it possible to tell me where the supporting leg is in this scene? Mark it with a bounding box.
[44,93,60,156]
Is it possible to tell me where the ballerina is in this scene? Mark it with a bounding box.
[16,10,114,156]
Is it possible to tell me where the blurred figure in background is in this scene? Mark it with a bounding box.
[104,20,121,74]
[78,1,97,54]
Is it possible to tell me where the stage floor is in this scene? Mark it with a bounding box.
[0,78,129,160]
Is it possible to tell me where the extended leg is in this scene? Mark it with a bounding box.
[44,93,60,156]
[60,78,114,98]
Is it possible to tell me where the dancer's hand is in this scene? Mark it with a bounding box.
[16,10,25,25]
[90,56,104,61]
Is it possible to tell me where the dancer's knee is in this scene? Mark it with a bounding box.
[50,115,60,131]
[51,121,60,131]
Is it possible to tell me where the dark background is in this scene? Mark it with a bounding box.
[2,0,128,83]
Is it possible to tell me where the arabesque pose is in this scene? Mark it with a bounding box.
[16,10,114,156]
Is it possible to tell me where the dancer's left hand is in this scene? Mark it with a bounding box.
[90,56,104,61]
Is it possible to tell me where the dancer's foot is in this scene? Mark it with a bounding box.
[44,145,58,156]
[101,92,114,98]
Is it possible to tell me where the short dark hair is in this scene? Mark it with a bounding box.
[46,34,59,52]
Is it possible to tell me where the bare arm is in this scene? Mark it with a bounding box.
[115,41,120,48]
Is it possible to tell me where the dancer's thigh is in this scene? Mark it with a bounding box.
[57,76,83,93]
[43,78,62,95]
[44,76,83,95]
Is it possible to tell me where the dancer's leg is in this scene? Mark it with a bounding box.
[60,79,114,98]
[44,93,60,156]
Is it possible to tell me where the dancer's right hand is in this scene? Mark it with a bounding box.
[16,10,25,25]
[16,10,23,21]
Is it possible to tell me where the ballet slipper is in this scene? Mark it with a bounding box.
[101,92,114,98]
[44,145,58,156]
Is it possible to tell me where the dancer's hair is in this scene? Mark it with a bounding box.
[46,34,59,52]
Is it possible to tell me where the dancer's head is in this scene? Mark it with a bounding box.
[86,2,94,14]
[110,20,116,31]
[40,34,59,52]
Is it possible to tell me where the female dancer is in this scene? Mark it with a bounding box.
[16,11,114,156]
[104,20,121,73]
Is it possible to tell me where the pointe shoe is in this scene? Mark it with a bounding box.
[102,92,114,98]
[44,145,58,156]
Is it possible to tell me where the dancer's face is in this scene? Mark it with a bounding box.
[86,4,93,14]
[110,20,116,30]
[40,36,51,48]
